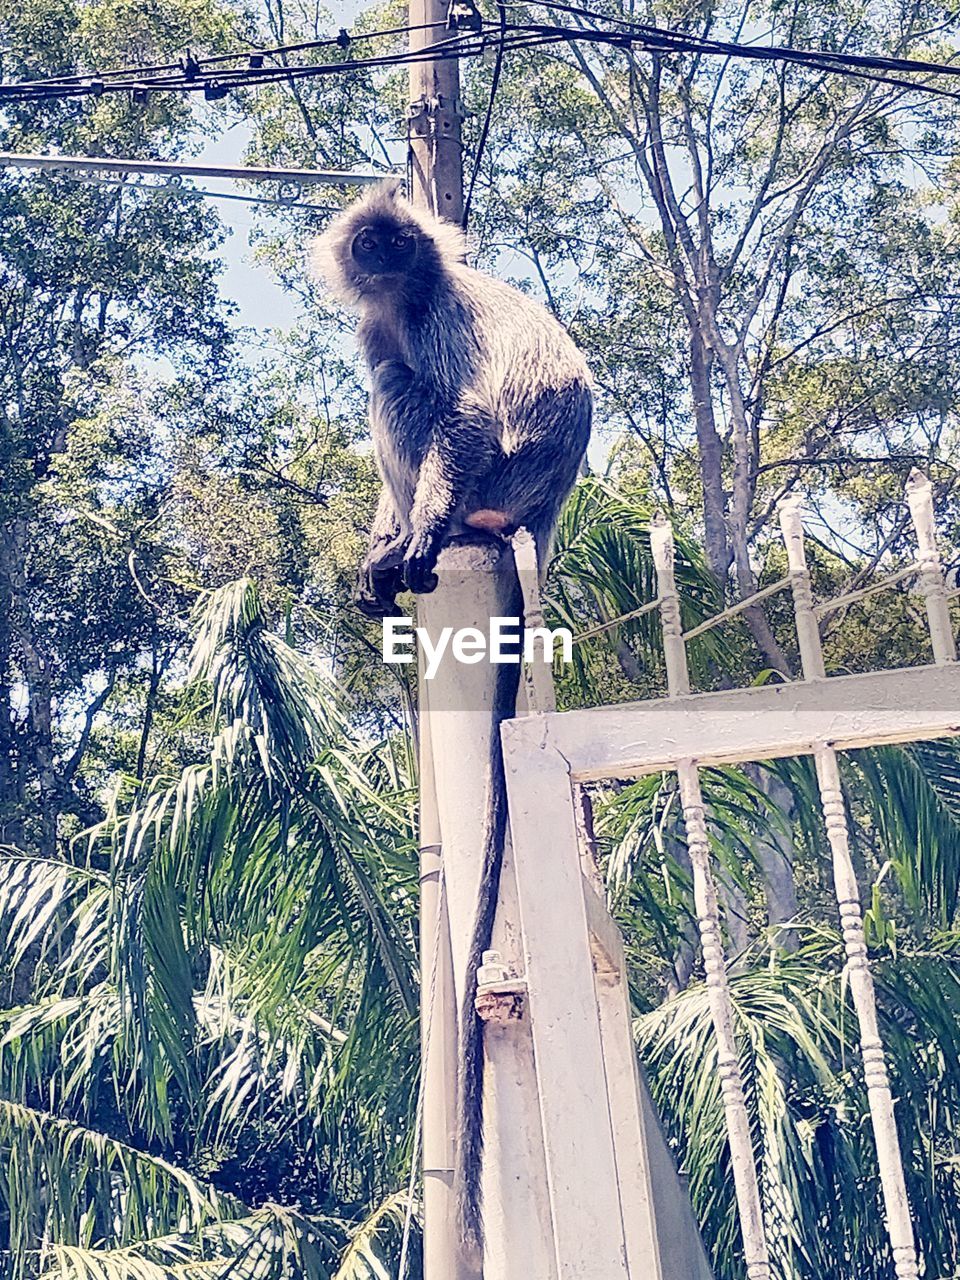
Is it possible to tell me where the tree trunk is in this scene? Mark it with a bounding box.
[2,520,57,856]
[688,327,731,585]
[0,530,21,849]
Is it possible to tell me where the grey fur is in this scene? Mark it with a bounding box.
[312,183,592,1256]
[312,182,592,613]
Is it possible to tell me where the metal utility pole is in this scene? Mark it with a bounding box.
[408,0,464,222]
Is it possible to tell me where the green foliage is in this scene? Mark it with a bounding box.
[638,933,960,1280]
[0,582,420,1275]
[2,0,960,1272]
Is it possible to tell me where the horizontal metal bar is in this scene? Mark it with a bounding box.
[502,662,960,781]
[814,562,918,619]
[0,152,388,186]
[682,575,790,642]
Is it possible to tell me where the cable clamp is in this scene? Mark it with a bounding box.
[447,0,484,32]
[475,950,527,1023]
[407,93,466,120]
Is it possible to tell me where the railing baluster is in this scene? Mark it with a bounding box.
[779,497,920,1280]
[676,761,771,1280]
[651,513,771,1280]
[512,527,557,715]
[905,469,957,666]
[650,512,691,696]
[778,497,825,680]
[815,750,919,1279]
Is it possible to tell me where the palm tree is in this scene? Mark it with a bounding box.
[2,486,959,1280]
[0,578,422,1278]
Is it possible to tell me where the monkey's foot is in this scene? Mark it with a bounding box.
[355,587,401,618]
[401,535,440,595]
[355,559,404,617]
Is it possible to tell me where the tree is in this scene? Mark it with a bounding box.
[0,580,422,1277]
[0,0,238,853]
[458,0,960,675]
[2,0,960,1274]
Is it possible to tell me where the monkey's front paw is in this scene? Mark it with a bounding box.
[355,585,396,618]
[401,538,440,595]
[355,560,404,617]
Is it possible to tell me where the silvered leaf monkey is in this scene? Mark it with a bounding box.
[313,182,592,1255]
[313,182,592,616]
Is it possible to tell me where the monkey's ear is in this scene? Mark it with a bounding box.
[377,177,404,202]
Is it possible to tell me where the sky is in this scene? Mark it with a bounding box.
[192,122,305,334]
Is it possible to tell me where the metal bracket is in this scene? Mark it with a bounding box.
[475,950,527,1023]
[407,93,467,124]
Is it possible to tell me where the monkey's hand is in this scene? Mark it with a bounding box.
[401,531,441,595]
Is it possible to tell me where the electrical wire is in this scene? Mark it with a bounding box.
[3,11,960,107]
[1,19,452,91]
[463,0,507,229]
[529,0,960,78]
[40,170,336,211]
[0,26,493,100]
[504,18,960,102]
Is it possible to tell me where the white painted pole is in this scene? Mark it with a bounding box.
[650,513,771,1278]
[777,501,920,1278]
[417,658,464,1280]
[905,469,957,666]
[418,538,555,1280]
[480,827,560,1280]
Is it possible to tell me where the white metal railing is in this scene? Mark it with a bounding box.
[500,468,958,1280]
[646,470,956,1280]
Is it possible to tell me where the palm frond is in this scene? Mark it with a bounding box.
[851,739,960,926]
[547,477,725,696]
[0,1100,240,1280]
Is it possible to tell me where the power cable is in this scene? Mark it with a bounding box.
[531,0,960,78]
[2,20,451,91]
[463,0,507,229]
[504,18,960,102]
[0,26,494,100]
[2,13,960,109]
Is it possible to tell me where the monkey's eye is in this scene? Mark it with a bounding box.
[357,233,377,252]
[392,233,411,249]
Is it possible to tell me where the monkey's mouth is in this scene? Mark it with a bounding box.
[357,270,407,291]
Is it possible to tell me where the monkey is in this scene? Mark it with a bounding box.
[312,181,592,1257]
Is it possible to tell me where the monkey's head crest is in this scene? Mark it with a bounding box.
[310,181,469,306]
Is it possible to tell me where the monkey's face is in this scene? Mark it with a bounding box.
[350,222,419,280]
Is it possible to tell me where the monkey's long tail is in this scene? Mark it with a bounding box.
[455,569,524,1260]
